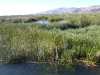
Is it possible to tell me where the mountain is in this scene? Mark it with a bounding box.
[38,5,100,14]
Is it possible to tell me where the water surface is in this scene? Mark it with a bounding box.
[0,63,100,75]
[37,20,49,24]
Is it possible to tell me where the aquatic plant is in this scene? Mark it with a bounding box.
[0,13,100,66]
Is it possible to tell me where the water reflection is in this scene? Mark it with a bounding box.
[0,63,100,75]
[37,20,49,24]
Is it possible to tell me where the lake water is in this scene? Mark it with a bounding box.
[37,20,49,24]
[0,63,100,75]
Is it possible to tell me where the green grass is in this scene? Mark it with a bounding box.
[0,13,100,65]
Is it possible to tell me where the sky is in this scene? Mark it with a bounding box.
[0,0,100,16]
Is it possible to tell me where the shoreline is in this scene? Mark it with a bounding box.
[0,59,99,67]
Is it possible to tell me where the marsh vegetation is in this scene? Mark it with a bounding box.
[0,13,100,66]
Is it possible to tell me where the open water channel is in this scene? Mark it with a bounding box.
[0,63,100,75]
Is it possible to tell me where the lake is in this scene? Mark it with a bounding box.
[37,20,49,24]
[0,63,100,75]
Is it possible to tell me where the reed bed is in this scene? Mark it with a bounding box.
[0,13,100,65]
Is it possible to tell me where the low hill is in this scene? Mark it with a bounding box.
[38,5,100,14]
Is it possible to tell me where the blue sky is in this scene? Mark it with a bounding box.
[0,0,100,16]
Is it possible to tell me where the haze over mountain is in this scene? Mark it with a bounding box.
[38,5,100,14]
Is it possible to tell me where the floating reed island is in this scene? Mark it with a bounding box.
[0,13,100,67]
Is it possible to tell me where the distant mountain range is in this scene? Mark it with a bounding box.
[37,5,100,14]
